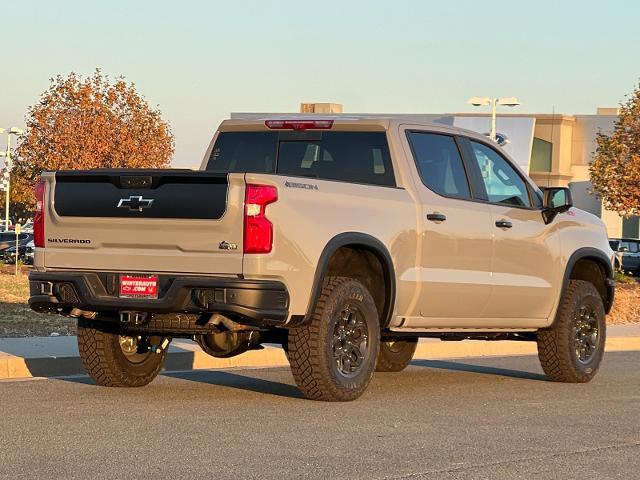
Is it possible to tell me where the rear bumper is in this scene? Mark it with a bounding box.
[28,271,289,326]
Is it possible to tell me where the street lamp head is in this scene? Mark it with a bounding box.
[497,97,520,107]
[8,127,24,135]
[467,96,491,107]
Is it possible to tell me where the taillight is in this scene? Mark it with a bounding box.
[244,184,277,254]
[34,181,45,248]
[265,119,333,131]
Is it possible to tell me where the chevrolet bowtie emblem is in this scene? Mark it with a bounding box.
[117,195,154,212]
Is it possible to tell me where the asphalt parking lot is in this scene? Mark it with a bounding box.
[1,351,638,480]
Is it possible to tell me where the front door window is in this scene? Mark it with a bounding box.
[469,141,531,208]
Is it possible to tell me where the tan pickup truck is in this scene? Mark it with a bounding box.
[29,117,615,401]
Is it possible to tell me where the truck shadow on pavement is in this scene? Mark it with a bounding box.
[50,358,547,398]
[157,359,547,399]
[53,367,304,398]
[410,359,548,381]
[162,369,305,399]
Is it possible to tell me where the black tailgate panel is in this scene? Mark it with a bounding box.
[53,169,228,219]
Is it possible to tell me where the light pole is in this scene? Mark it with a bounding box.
[467,97,520,142]
[0,127,24,230]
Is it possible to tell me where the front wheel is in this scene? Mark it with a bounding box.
[77,319,167,387]
[287,276,380,401]
[537,280,606,383]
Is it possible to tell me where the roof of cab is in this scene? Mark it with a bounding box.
[218,115,490,141]
[219,116,390,131]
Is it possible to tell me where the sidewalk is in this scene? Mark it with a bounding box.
[1,325,639,380]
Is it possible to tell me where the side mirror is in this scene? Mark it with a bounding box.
[542,187,573,224]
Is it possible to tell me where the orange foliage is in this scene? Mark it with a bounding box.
[7,69,174,211]
[590,81,640,215]
[608,283,640,324]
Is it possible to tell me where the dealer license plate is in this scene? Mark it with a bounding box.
[119,274,159,299]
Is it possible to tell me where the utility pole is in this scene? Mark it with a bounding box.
[0,128,24,230]
[467,97,520,142]
[0,128,6,230]
[490,99,498,141]
[4,131,12,231]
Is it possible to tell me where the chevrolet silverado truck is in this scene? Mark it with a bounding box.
[29,117,616,401]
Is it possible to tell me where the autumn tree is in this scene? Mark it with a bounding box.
[4,69,174,219]
[590,81,640,215]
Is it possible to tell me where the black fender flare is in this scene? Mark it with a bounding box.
[288,232,396,328]
[557,247,615,317]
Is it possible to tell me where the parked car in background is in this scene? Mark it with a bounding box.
[21,220,34,234]
[3,239,35,265]
[609,238,640,275]
[25,240,35,265]
[0,232,34,253]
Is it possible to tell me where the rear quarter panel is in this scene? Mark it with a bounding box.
[242,172,417,320]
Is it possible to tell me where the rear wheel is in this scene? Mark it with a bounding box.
[287,276,380,401]
[537,280,606,383]
[375,339,418,372]
[77,319,167,387]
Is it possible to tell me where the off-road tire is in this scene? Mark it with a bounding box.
[375,339,418,372]
[288,276,380,401]
[537,280,606,383]
[77,319,166,387]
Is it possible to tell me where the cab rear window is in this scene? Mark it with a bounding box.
[206,131,395,187]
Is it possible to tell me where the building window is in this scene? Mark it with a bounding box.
[622,216,640,239]
[530,138,552,172]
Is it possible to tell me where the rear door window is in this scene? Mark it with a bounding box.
[406,132,471,199]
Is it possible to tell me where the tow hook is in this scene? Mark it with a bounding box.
[151,337,171,354]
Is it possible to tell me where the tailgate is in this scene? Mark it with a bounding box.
[41,169,245,275]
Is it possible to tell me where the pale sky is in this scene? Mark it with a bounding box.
[2,0,639,167]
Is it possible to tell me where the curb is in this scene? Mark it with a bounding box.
[1,336,639,381]
[0,344,290,380]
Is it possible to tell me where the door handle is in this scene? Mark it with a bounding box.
[495,219,513,229]
[427,212,447,222]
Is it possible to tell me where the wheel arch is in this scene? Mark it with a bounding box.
[558,247,615,317]
[291,232,396,329]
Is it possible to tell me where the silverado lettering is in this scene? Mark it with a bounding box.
[284,180,319,190]
[47,238,91,244]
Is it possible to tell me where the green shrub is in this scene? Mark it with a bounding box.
[614,271,637,284]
